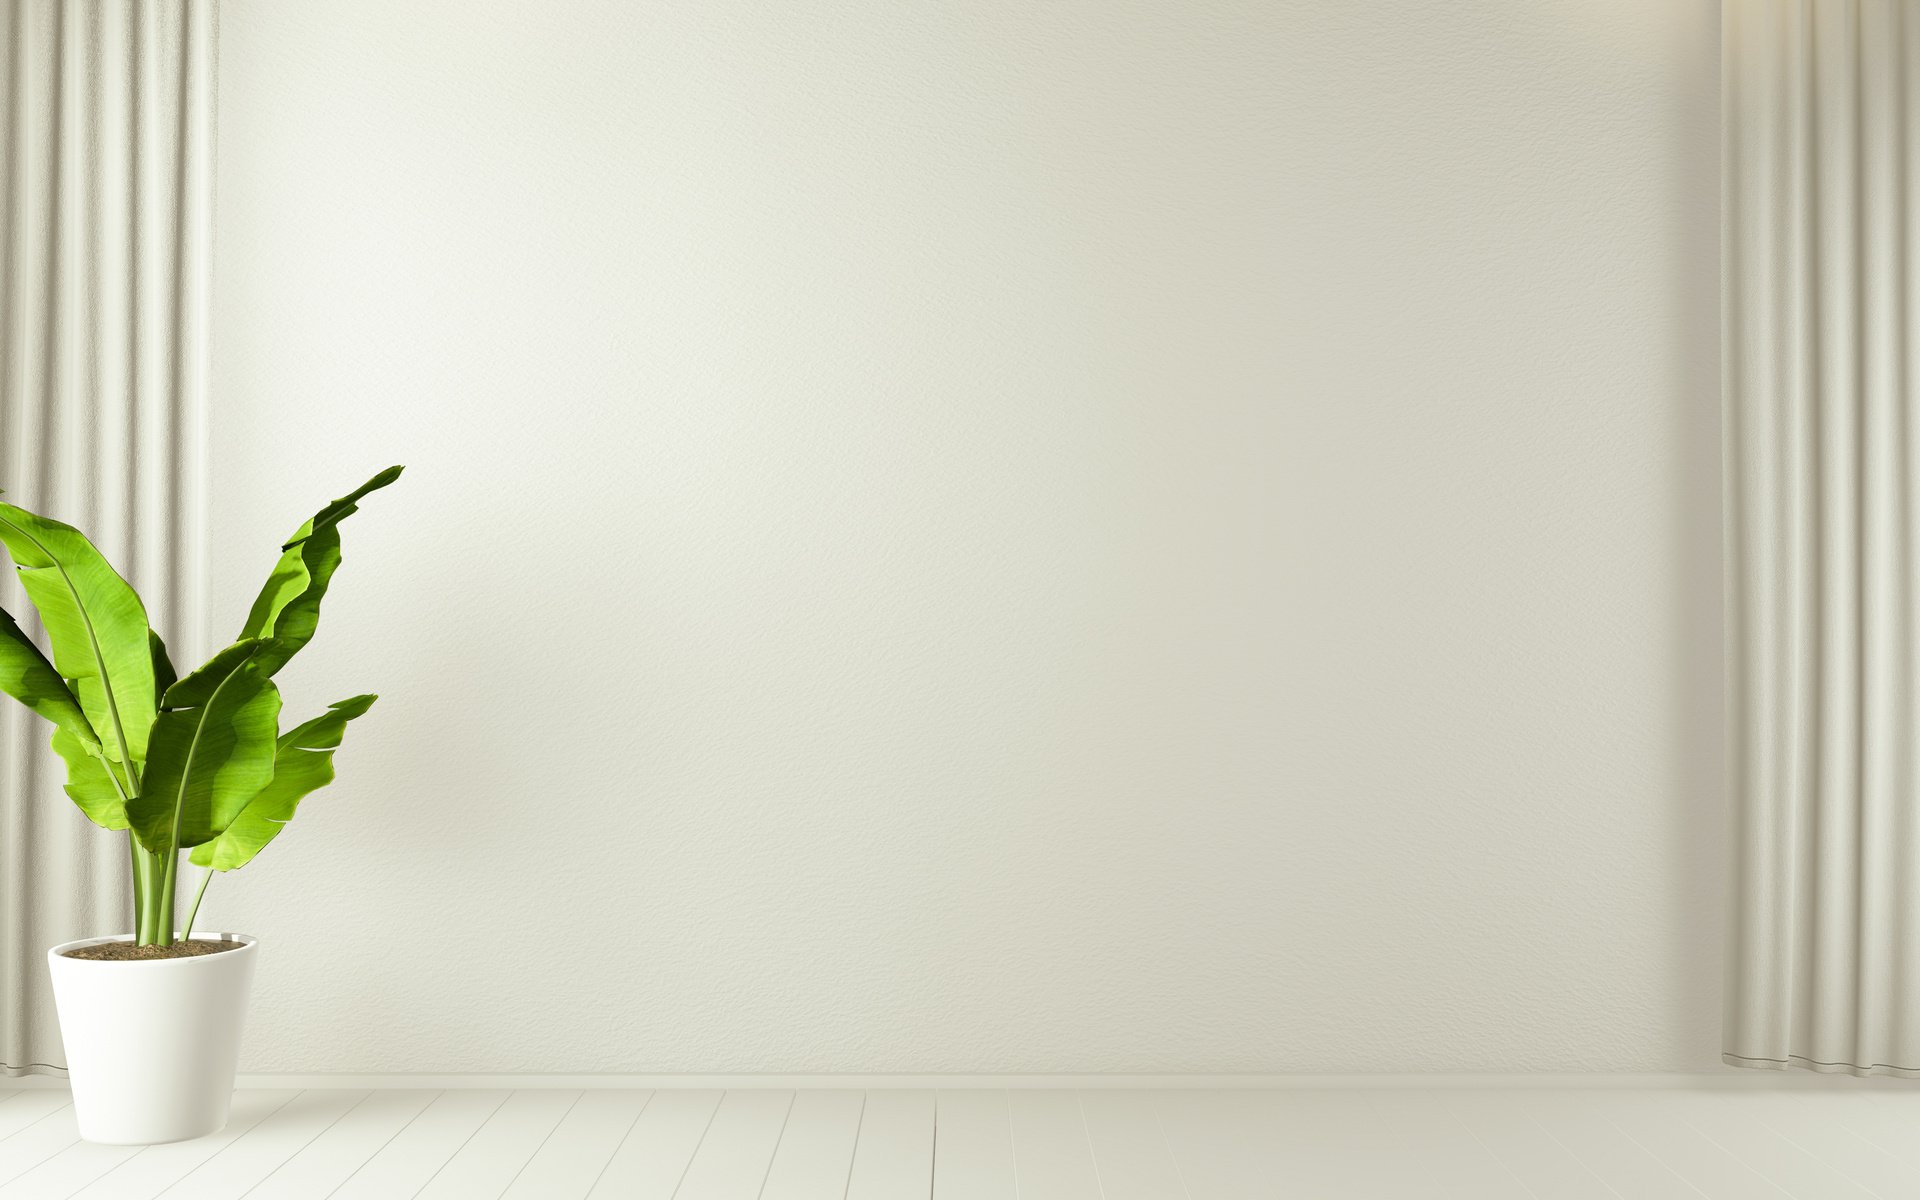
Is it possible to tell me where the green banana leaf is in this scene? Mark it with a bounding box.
[0,502,156,777]
[51,726,130,829]
[151,630,178,699]
[191,695,377,871]
[1,605,130,828]
[0,606,98,751]
[129,640,282,852]
[239,466,402,678]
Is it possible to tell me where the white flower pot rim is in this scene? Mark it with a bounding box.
[50,932,257,966]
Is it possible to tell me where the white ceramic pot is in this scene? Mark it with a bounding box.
[47,933,258,1144]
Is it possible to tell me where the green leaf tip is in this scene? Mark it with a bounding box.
[283,466,404,552]
[239,467,403,680]
[331,693,379,716]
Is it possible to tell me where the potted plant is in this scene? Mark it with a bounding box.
[0,466,400,1144]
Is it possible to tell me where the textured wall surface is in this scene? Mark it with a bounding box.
[206,0,1723,1073]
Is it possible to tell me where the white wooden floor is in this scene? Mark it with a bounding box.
[0,1086,1914,1198]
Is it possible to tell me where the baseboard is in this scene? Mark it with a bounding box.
[13,1070,1914,1090]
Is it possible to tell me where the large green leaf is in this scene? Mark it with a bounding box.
[0,606,137,829]
[51,726,129,829]
[0,606,98,751]
[191,695,377,872]
[0,502,156,778]
[129,640,282,852]
[239,466,402,677]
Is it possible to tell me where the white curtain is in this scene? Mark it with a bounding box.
[0,0,211,1075]
[1725,0,1920,1076]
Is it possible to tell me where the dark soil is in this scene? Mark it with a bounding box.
[60,940,245,962]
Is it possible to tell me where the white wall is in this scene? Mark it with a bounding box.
[206,0,1723,1073]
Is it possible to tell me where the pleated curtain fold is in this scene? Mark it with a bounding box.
[1724,0,1920,1076]
[0,0,211,1075]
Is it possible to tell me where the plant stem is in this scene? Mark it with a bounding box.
[182,869,212,941]
[155,851,178,946]
[136,854,152,943]
[136,851,151,944]
[133,847,169,944]
[128,833,145,937]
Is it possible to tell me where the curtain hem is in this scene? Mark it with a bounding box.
[1723,1052,1920,1079]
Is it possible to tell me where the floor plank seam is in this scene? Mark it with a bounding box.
[126,1089,300,1200]
[0,1101,74,1190]
[3,1128,83,1190]
[583,1089,654,1200]
[1074,1092,1108,1200]
[1738,1107,1838,1193]
[495,1089,584,1199]
[667,1090,724,1200]
[1516,1102,1626,1200]
[1665,1103,1799,1200]
[155,1089,305,1200]
[924,1094,938,1200]
[2,1134,82,1192]
[1596,1110,1713,1200]
[838,1092,866,1200]
[70,1139,154,1199]
[1428,1092,1542,1200]
[1005,1091,1025,1200]
[750,1091,796,1200]
[1145,1093,1190,1200]
[235,1090,375,1200]
[322,1088,445,1200]
[1824,1105,1912,1161]
[398,1089,510,1200]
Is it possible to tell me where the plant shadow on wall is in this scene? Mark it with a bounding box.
[0,467,402,947]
